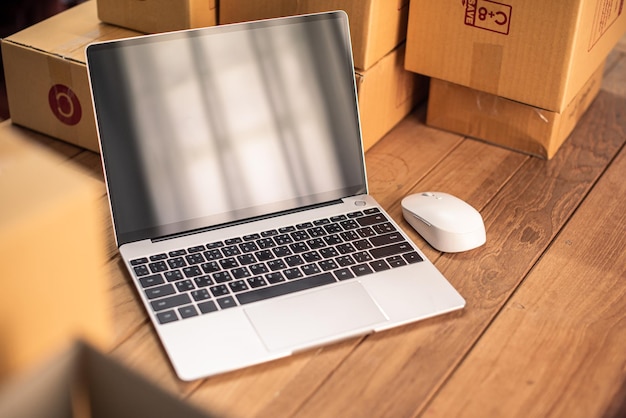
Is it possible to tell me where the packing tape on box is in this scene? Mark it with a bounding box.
[470,42,504,94]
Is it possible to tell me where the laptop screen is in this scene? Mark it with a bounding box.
[87,12,366,246]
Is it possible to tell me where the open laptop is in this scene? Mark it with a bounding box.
[86,11,465,381]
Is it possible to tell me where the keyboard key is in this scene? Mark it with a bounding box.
[188,245,205,253]
[192,288,211,301]
[386,256,407,268]
[301,263,321,276]
[302,251,322,263]
[353,251,373,263]
[249,263,269,275]
[284,268,303,280]
[336,255,355,267]
[178,305,198,318]
[150,293,191,311]
[370,242,413,259]
[217,296,237,309]
[194,275,214,288]
[156,310,178,324]
[175,280,195,292]
[266,272,286,284]
[236,273,336,305]
[247,276,267,288]
[198,300,218,314]
[185,253,205,265]
[237,254,256,265]
[145,284,175,300]
[131,257,148,266]
[373,222,396,234]
[201,261,220,274]
[149,253,167,261]
[240,242,258,253]
[357,213,387,226]
[183,265,203,277]
[285,255,304,267]
[370,260,390,272]
[351,264,374,277]
[213,271,232,283]
[272,245,291,257]
[370,232,405,247]
[255,250,274,261]
[219,257,238,269]
[169,249,186,257]
[225,238,242,245]
[229,280,249,292]
[267,259,286,271]
[222,245,241,257]
[210,284,230,297]
[203,249,223,261]
[139,274,164,288]
[164,270,184,282]
[319,259,338,271]
[167,257,187,269]
[148,261,168,273]
[231,267,251,279]
[403,252,424,264]
[334,268,355,281]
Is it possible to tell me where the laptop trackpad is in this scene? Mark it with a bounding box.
[244,281,387,352]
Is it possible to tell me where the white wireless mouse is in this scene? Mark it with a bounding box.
[401,192,486,253]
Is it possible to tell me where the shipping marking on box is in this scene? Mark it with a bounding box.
[463,0,511,35]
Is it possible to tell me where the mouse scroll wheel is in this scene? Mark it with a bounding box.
[413,214,432,227]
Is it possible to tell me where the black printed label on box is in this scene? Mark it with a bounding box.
[464,0,512,35]
[588,0,624,51]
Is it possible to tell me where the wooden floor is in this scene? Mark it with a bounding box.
[4,36,626,418]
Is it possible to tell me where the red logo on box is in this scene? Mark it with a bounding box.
[48,84,82,126]
[463,0,512,35]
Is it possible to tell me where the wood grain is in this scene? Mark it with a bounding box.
[421,126,626,418]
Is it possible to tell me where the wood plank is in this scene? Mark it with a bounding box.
[287,89,626,418]
[421,131,626,418]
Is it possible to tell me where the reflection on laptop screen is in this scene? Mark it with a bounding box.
[87,14,366,245]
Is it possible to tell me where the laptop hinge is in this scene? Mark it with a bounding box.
[151,199,345,243]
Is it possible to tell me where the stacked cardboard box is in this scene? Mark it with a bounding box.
[1,1,141,152]
[0,121,112,380]
[2,0,424,153]
[405,0,626,158]
[97,0,217,33]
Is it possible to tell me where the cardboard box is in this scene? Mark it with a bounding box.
[425,61,605,159]
[357,43,428,151]
[0,121,112,379]
[406,0,626,112]
[98,0,217,34]
[1,1,142,152]
[219,0,410,70]
[0,341,215,418]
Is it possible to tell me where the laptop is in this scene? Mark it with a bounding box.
[86,11,465,381]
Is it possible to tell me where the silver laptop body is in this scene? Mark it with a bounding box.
[86,11,465,381]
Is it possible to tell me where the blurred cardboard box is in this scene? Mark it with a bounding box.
[0,121,112,379]
[1,1,141,152]
[425,61,605,159]
[406,0,626,112]
[357,43,428,151]
[98,0,217,33]
[219,0,410,70]
[0,341,215,418]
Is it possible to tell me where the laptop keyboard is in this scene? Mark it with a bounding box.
[129,208,423,324]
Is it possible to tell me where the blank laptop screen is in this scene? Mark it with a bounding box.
[87,12,366,246]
